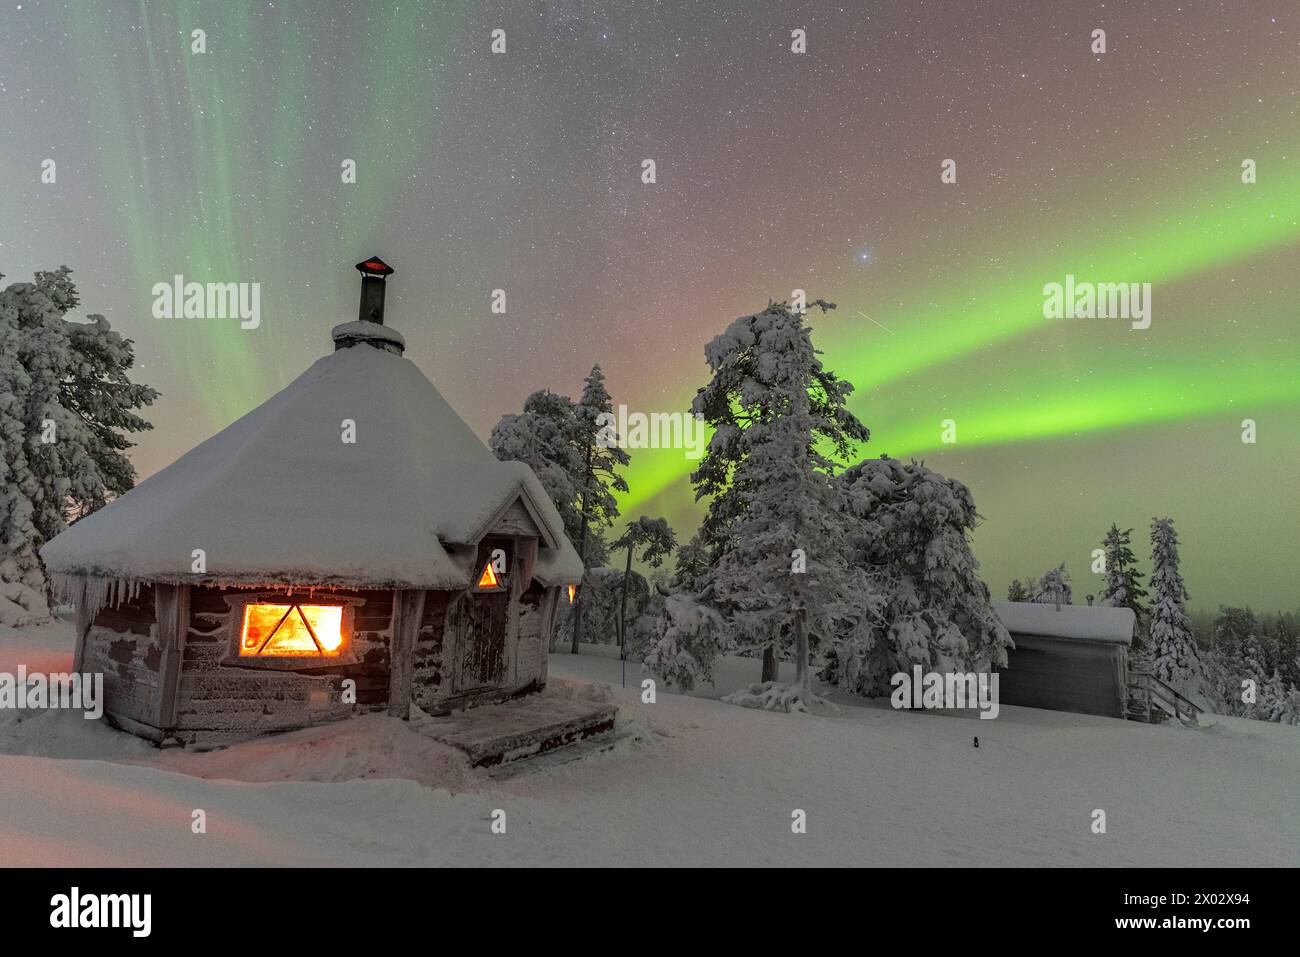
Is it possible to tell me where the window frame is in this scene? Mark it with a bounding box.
[221,592,364,671]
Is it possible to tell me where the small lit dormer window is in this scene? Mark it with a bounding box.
[476,560,505,592]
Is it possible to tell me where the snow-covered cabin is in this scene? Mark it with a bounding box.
[994,601,1135,719]
[40,258,584,746]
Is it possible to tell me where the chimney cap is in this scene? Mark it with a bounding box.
[355,256,394,277]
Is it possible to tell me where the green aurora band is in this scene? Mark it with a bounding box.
[619,141,1300,520]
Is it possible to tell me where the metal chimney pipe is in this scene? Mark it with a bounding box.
[354,257,394,324]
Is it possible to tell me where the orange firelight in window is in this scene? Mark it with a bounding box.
[477,561,501,590]
[567,584,576,603]
[240,603,345,657]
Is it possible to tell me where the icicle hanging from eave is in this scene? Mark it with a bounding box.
[48,572,78,607]
[49,571,144,622]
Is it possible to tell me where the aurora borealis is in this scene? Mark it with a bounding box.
[2,1,1296,610]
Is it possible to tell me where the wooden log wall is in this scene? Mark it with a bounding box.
[171,585,395,743]
[82,571,561,744]
[412,591,450,712]
[80,584,163,739]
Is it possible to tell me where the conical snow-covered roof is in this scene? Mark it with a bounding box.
[42,324,583,591]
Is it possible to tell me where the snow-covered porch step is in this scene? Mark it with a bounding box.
[419,691,617,767]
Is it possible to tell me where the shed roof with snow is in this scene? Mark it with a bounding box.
[994,601,1135,645]
[42,311,584,592]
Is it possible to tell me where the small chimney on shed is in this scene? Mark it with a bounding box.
[355,256,394,324]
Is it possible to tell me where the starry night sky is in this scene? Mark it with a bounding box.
[1,1,1296,610]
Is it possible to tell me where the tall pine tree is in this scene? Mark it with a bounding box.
[491,370,629,653]
[0,268,156,599]
[1149,517,1200,693]
[1098,523,1148,649]
[569,365,629,653]
[650,301,872,710]
[688,299,868,681]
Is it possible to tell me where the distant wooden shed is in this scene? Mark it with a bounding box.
[994,601,1136,719]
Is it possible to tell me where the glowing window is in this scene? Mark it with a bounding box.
[476,561,503,590]
[239,603,346,657]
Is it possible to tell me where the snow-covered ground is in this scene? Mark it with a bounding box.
[0,620,1294,867]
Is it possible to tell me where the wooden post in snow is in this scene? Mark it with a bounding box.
[388,588,426,719]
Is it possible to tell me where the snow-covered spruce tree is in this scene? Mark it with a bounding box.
[0,268,156,608]
[1032,563,1072,606]
[611,516,675,658]
[650,302,872,712]
[1098,524,1148,647]
[1236,632,1269,717]
[1279,616,1300,689]
[829,456,1012,697]
[1275,685,1300,726]
[1212,606,1257,662]
[1271,613,1300,691]
[1148,517,1200,694]
[1197,641,1235,716]
[1258,670,1289,722]
[569,365,630,653]
[1006,578,1034,602]
[0,302,44,627]
[712,408,872,713]
[632,532,714,670]
[0,291,39,594]
[1200,606,1277,716]
[669,532,710,593]
[59,313,157,517]
[491,370,628,652]
[640,591,727,691]
[1206,608,1258,712]
[491,389,585,546]
[687,299,868,682]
